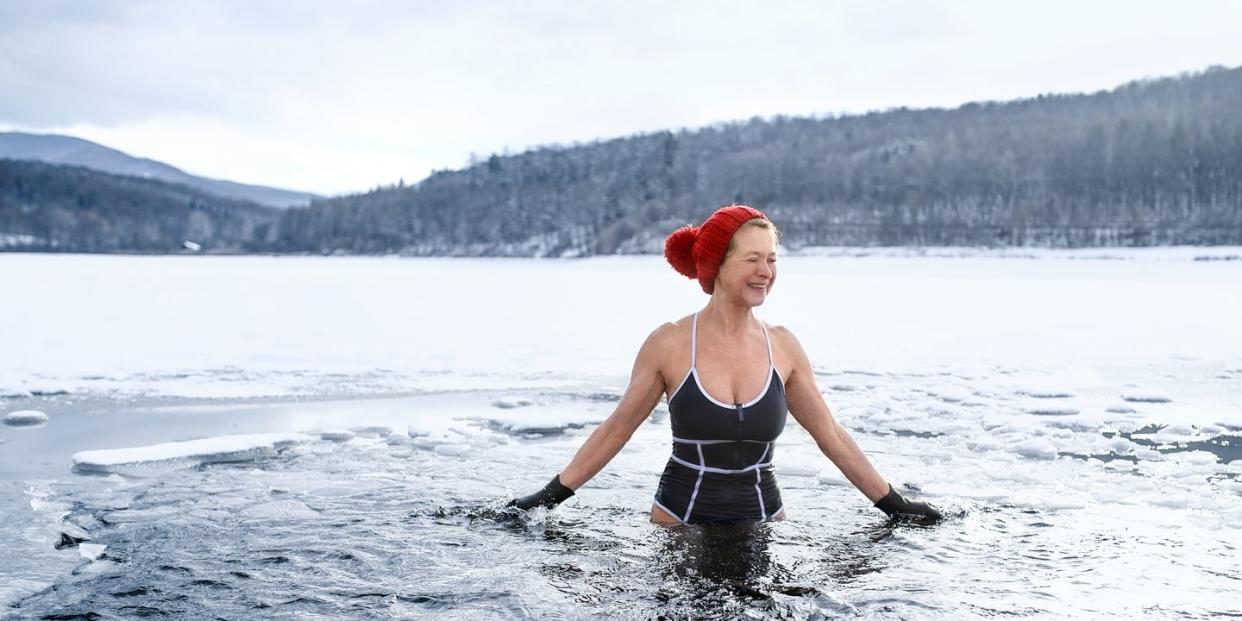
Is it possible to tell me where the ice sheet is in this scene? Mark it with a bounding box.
[71,433,313,473]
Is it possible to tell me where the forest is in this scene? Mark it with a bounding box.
[3,66,1239,254]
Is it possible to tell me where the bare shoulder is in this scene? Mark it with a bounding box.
[765,323,808,358]
[764,322,814,384]
[639,315,692,358]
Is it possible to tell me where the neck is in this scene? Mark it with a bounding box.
[700,295,755,335]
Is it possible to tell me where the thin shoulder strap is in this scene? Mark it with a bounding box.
[690,312,699,370]
[760,320,774,367]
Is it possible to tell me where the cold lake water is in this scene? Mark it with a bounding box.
[2,250,1240,619]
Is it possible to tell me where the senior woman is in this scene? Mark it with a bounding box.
[512,205,940,524]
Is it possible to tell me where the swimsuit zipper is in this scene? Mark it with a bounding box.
[735,403,744,464]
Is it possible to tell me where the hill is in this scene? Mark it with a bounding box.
[0,132,318,209]
[0,159,280,252]
[275,65,1242,255]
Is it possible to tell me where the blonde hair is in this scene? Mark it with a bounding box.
[725,218,781,257]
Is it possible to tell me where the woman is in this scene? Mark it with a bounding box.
[512,205,940,524]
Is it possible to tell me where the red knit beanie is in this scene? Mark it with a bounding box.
[664,204,769,294]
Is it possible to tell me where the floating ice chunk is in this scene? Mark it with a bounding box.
[350,426,392,438]
[925,483,1010,502]
[1026,405,1079,416]
[57,520,90,547]
[240,499,321,520]
[102,505,188,523]
[407,424,434,438]
[78,543,106,561]
[409,433,455,450]
[4,410,48,427]
[1042,415,1104,432]
[1105,420,1139,434]
[1151,496,1189,509]
[72,433,313,473]
[432,443,471,456]
[30,498,72,515]
[980,416,1010,431]
[1121,391,1171,403]
[386,433,413,446]
[992,419,1045,437]
[492,396,535,409]
[1175,451,1219,465]
[1108,438,1137,455]
[482,405,606,435]
[966,439,1003,453]
[1013,439,1058,460]
[926,384,972,403]
[319,430,354,442]
[1198,424,1224,435]
[1133,425,1198,445]
[1016,387,1074,399]
[1105,405,1137,414]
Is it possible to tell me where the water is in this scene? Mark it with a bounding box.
[2,252,1241,619]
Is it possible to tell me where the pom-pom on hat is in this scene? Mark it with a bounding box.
[664,204,768,294]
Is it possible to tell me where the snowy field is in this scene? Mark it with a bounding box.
[1,251,1240,619]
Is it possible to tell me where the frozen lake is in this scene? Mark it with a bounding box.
[2,251,1240,619]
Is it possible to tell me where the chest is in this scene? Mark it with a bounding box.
[667,330,775,405]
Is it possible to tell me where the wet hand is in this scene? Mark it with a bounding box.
[509,474,575,511]
[874,484,942,523]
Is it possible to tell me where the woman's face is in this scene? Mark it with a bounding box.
[715,225,778,306]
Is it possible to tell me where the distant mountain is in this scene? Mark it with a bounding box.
[0,132,319,208]
[275,65,1242,255]
[0,159,280,252]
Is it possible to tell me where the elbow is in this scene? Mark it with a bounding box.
[595,414,637,447]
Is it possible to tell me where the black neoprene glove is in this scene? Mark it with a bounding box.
[874,484,942,522]
[509,475,575,510]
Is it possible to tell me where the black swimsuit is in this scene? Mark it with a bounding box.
[654,312,788,524]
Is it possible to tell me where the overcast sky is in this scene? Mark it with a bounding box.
[2,1,1241,196]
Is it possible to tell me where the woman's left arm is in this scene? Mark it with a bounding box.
[775,326,941,519]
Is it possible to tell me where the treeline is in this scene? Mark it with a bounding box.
[3,66,1241,254]
[0,159,279,252]
[275,65,1242,254]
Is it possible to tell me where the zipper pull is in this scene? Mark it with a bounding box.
[735,403,744,422]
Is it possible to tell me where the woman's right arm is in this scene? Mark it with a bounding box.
[510,325,670,509]
[558,325,669,489]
